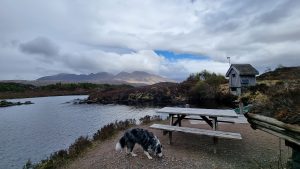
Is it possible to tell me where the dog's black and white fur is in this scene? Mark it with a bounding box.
[115,128,163,159]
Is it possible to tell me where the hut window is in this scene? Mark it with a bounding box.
[232,74,235,78]
[241,79,249,84]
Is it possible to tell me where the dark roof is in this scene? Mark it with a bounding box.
[226,64,259,77]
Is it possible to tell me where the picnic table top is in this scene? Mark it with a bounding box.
[157,107,238,118]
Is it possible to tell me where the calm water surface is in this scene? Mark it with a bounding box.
[0,95,159,169]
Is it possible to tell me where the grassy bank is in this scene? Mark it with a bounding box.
[0,82,133,99]
[23,115,162,169]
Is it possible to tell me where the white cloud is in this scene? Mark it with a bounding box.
[0,0,300,80]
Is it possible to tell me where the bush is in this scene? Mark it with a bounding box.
[93,123,115,141]
[0,83,35,92]
[23,159,33,169]
[68,136,92,157]
[183,70,232,107]
[139,115,162,124]
[93,119,136,141]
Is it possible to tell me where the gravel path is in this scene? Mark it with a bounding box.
[62,121,291,169]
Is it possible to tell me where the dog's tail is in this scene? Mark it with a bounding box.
[115,136,126,152]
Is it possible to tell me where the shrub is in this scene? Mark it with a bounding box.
[114,119,136,130]
[139,115,162,124]
[23,159,33,169]
[93,119,136,141]
[93,123,115,141]
[68,136,92,157]
[183,70,232,107]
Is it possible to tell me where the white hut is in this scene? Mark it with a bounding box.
[225,64,259,95]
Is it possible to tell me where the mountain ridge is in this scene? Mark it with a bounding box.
[257,66,300,80]
[37,71,175,85]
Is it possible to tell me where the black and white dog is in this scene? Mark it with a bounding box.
[115,128,163,159]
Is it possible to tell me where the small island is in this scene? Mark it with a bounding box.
[0,100,33,107]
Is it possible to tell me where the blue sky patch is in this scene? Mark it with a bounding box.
[154,50,209,60]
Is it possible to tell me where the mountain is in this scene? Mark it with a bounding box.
[114,71,173,84]
[36,71,176,85]
[38,72,114,81]
[257,66,300,80]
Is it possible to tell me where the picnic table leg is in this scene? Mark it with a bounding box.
[169,114,174,125]
[212,117,218,153]
[169,114,173,144]
[168,131,173,145]
[172,114,186,126]
[178,115,182,127]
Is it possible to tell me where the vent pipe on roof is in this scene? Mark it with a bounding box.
[227,57,231,66]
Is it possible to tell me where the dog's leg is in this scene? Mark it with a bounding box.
[127,143,137,157]
[144,151,153,159]
[128,148,137,157]
[130,151,137,157]
[127,148,137,156]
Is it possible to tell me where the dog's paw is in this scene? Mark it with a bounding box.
[131,152,137,157]
[147,156,153,160]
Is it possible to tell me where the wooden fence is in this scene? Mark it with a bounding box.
[245,112,300,168]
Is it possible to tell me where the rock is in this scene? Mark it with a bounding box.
[0,100,34,107]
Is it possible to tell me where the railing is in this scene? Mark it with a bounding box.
[245,112,300,168]
[245,112,300,146]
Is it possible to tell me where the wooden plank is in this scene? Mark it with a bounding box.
[178,116,235,124]
[246,113,300,133]
[248,118,300,146]
[150,124,242,140]
[255,125,300,147]
[172,115,186,126]
[157,107,238,118]
[200,116,213,128]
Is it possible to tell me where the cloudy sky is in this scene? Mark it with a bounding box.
[1,0,300,81]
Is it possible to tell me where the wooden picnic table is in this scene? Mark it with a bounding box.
[157,107,238,128]
[150,107,241,153]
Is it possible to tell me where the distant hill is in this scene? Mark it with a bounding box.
[257,66,300,80]
[38,72,114,81]
[36,71,175,85]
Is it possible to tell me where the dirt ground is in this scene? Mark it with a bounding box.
[62,120,291,169]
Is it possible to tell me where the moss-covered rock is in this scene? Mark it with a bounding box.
[0,100,33,107]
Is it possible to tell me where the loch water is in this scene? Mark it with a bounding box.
[0,95,159,169]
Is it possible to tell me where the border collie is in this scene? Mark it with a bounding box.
[115,128,163,159]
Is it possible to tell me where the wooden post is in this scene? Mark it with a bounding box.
[286,141,300,169]
[169,131,173,145]
[292,149,300,169]
[178,115,182,127]
[239,101,244,114]
[212,117,218,153]
[170,114,174,125]
[169,114,173,145]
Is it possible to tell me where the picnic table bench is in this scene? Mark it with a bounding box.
[150,124,242,139]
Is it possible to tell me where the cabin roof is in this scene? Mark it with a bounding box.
[226,64,259,77]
